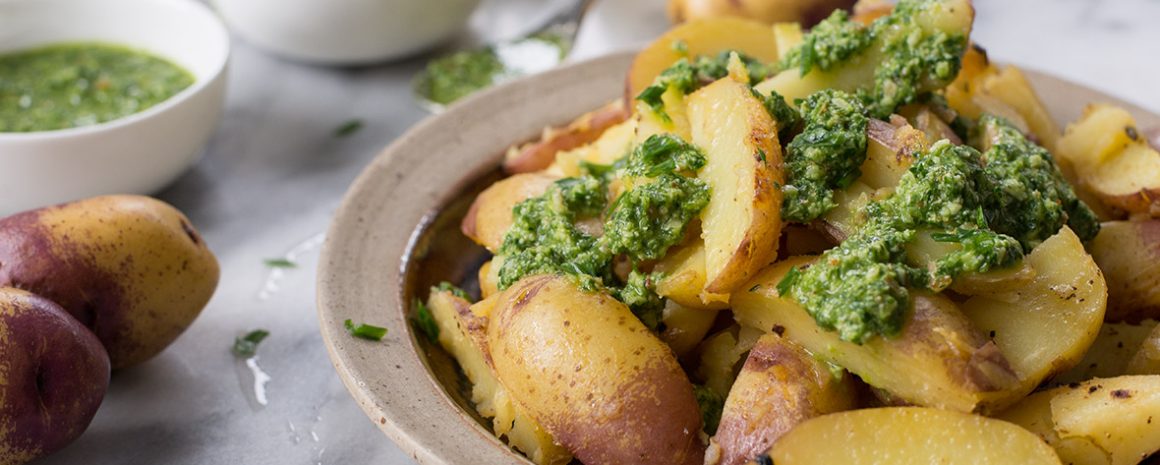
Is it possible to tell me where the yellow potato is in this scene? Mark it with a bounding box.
[503,100,628,174]
[426,291,571,465]
[755,0,974,104]
[654,241,730,310]
[961,227,1108,410]
[688,78,785,294]
[667,0,856,26]
[461,172,558,253]
[861,117,926,190]
[772,22,804,58]
[732,256,1018,414]
[818,180,876,242]
[659,300,719,357]
[546,116,638,178]
[981,65,1062,153]
[477,258,501,299]
[488,275,705,465]
[1058,105,1160,216]
[697,325,765,397]
[708,334,857,465]
[763,407,1062,465]
[626,17,779,105]
[1053,321,1159,385]
[999,376,1160,465]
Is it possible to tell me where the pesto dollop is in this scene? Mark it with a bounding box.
[414,34,567,107]
[780,89,869,223]
[497,134,710,328]
[0,42,194,133]
[778,10,872,76]
[636,51,773,121]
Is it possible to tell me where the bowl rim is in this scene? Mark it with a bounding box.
[0,0,230,141]
[316,50,1160,465]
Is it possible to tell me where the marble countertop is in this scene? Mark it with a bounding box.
[39,0,1160,464]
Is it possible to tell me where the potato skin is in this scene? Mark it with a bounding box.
[504,100,629,174]
[461,172,558,253]
[1088,220,1160,322]
[0,195,219,369]
[488,275,705,465]
[708,334,857,465]
[0,287,110,465]
[667,0,856,27]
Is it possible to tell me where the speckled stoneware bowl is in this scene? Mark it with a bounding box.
[317,51,1160,465]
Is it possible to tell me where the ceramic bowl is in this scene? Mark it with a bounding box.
[317,51,1160,465]
[0,0,228,215]
[210,0,479,65]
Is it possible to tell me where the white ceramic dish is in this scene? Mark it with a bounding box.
[211,0,479,65]
[0,0,229,215]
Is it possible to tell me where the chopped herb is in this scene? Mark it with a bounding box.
[334,119,363,137]
[694,385,725,436]
[344,319,388,341]
[781,89,868,223]
[412,298,439,343]
[233,329,270,357]
[264,258,297,268]
[671,40,689,56]
[434,281,471,301]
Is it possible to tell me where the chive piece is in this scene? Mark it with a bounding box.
[334,119,363,137]
[776,266,801,297]
[434,281,471,301]
[412,298,440,343]
[264,258,297,268]
[344,319,388,341]
[233,329,270,357]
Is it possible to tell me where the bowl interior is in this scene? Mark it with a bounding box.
[319,53,1160,465]
[0,0,228,82]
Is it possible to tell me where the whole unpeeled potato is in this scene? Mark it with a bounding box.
[0,287,110,465]
[0,195,219,369]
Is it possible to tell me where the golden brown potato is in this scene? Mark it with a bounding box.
[666,0,855,27]
[627,17,779,105]
[427,291,572,465]
[688,78,785,294]
[461,172,558,253]
[762,407,1062,465]
[961,227,1108,411]
[1058,105,1160,216]
[732,257,1018,414]
[660,300,720,357]
[488,275,705,465]
[981,65,1062,153]
[654,241,731,310]
[754,0,974,104]
[1053,321,1159,386]
[707,334,858,465]
[999,376,1160,465]
[503,100,628,174]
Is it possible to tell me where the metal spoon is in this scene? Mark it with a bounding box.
[412,0,596,112]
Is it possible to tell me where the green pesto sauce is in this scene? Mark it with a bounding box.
[415,34,567,106]
[694,384,725,436]
[0,42,194,133]
[636,51,773,121]
[780,89,868,223]
[782,120,1096,344]
[777,0,968,118]
[497,134,709,328]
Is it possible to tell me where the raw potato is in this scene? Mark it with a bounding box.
[1058,105,1160,216]
[0,195,220,369]
[763,407,1062,465]
[708,334,857,465]
[426,291,571,465]
[999,376,1160,465]
[488,275,705,465]
[666,0,855,27]
[503,100,629,174]
[654,241,730,310]
[1053,321,1159,385]
[461,172,559,253]
[754,0,974,104]
[660,300,719,357]
[732,256,1018,414]
[688,78,784,294]
[626,17,779,104]
[961,227,1108,410]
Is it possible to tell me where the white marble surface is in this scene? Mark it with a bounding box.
[37,1,1160,464]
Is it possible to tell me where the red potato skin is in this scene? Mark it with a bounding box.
[503,100,629,174]
[0,288,110,465]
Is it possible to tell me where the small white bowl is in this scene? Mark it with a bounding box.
[0,0,229,215]
[210,0,479,65]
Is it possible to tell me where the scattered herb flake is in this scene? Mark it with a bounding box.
[264,258,297,269]
[412,298,440,343]
[334,119,364,137]
[344,319,388,341]
[233,329,270,357]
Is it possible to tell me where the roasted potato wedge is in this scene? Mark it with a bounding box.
[1058,105,1160,216]
[761,407,1062,465]
[427,291,572,465]
[627,17,779,105]
[962,227,1108,410]
[981,65,1062,153]
[488,275,705,465]
[654,241,732,310]
[666,0,855,27]
[503,100,629,174]
[1053,321,1159,385]
[688,78,785,294]
[732,256,1018,414]
[1000,376,1160,465]
[461,172,559,253]
[707,334,858,465]
[546,116,638,178]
